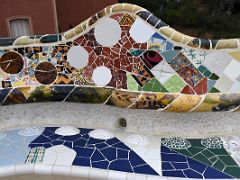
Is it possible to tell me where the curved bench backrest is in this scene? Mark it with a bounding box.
[0,3,240,112]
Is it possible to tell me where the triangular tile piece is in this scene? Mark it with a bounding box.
[141,78,168,92]
[181,85,195,94]
[161,50,180,63]
[194,78,208,95]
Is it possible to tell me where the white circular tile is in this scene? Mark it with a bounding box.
[55,126,80,136]
[89,129,114,140]
[130,18,155,43]
[18,126,45,136]
[67,46,89,69]
[94,18,121,47]
[125,134,150,146]
[0,132,6,140]
[92,66,112,86]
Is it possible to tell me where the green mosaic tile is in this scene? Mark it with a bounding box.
[187,147,204,155]
[209,156,218,163]
[171,138,240,178]
[225,167,240,178]
[201,149,215,158]
[209,87,220,93]
[193,153,213,165]
[129,49,144,57]
[163,75,186,93]
[210,148,231,156]
[142,78,168,92]
[209,73,220,80]
[213,160,225,171]
[203,69,212,77]
[198,65,207,73]
[219,156,239,166]
[127,73,139,91]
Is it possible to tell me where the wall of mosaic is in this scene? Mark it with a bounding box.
[0,4,240,112]
[1,126,240,179]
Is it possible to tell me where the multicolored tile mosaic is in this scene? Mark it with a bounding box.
[1,127,240,179]
[0,3,239,112]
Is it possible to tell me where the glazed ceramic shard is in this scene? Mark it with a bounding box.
[94,17,121,47]
[55,126,80,136]
[89,129,114,140]
[92,66,112,86]
[67,46,89,69]
[0,3,240,112]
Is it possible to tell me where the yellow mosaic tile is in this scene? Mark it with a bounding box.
[164,95,202,112]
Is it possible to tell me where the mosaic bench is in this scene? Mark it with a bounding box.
[0,4,240,112]
[1,3,240,180]
[1,126,240,179]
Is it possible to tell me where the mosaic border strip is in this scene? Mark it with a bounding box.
[0,3,239,50]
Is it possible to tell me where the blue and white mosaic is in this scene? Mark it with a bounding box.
[1,127,240,179]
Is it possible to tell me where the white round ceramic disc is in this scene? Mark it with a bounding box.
[92,66,112,86]
[67,46,89,69]
[130,18,155,43]
[55,126,80,136]
[94,18,121,47]
[89,129,114,140]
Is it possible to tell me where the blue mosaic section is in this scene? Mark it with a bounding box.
[161,145,233,179]
[29,127,158,176]
[0,130,40,166]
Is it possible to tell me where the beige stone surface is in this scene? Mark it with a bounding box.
[0,102,239,138]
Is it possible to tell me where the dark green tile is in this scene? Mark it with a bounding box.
[187,147,204,156]
[209,156,218,163]
[224,167,240,178]
[209,87,220,93]
[209,73,219,80]
[143,78,168,92]
[210,149,230,156]
[188,139,204,148]
[202,149,215,158]
[129,49,144,57]
[213,160,225,171]
[200,39,211,49]
[198,65,207,73]
[193,153,212,166]
[219,156,239,166]
[203,69,212,77]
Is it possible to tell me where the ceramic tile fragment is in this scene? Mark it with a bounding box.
[94,18,121,47]
[130,18,155,43]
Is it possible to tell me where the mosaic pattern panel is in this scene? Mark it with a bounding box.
[0,3,240,112]
[1,127,240,179]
